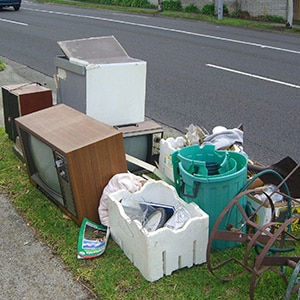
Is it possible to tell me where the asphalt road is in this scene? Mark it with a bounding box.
[0,1,299,165]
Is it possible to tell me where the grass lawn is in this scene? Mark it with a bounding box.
[0,127,299,299]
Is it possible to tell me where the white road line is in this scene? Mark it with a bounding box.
[0,18,28,26]
[206,64,300,89]
[24,7,300,55]
[112,12,148,19]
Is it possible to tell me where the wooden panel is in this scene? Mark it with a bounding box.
[67,134,127,223]
[3,83,52,116]
[16,104,122,153]
[19,91,52,116]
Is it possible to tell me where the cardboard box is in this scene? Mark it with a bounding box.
[247,194,300,232]
[108,181,209,282]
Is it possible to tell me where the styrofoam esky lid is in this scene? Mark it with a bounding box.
[58,36,141,64]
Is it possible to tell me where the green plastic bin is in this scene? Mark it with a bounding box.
[172,144,248,250]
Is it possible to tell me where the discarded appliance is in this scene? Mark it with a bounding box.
[116,120,163,172]
[15,104,127,225]
[2,82,52,141]
[54,36,146,127]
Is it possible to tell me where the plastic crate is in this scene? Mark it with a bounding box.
[107,181,209,282]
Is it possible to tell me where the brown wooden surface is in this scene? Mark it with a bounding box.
[16,104,124,153]
[3,83,53,115]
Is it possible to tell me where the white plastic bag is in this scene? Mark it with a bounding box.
[98,172,146,226]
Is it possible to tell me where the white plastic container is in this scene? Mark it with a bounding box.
[247,195,300,230]
[159,137,186,181]
[107,181,209,282]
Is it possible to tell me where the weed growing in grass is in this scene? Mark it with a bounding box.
[0,60,5,71]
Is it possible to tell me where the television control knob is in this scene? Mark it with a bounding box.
[153,134,161,143]
[55,159,64,168]
[59,170,66,177]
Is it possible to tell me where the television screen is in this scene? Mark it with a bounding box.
[118,120,163,172]
[29,134,63,204]
[18,128,65,207]
[124,135,148,172]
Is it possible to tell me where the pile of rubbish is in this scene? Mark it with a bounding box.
[96,123,300,239]
[159,124,247,182]
[77,123,299,297]
[96,124,246,232]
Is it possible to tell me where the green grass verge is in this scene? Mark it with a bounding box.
[1,127,299,299]
[0,60,6,71]
[35,0,300,34]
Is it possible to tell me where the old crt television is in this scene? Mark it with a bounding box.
[2,83,53,141]
[117,120,163,172]
[15,104,127,225]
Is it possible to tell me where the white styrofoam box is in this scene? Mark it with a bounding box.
[107,180,209,282]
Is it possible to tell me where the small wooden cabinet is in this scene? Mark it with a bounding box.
[2,83,53,141]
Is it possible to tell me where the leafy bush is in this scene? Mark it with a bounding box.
[201,3,228,16]
[201,3,214,15]
[80,0,154,8]
[230,9,242,18]
[162,0,182,11]
[263,15,285,23]
[184,4,200,13]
